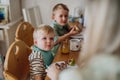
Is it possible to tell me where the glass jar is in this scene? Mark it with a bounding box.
[61,39,69,54]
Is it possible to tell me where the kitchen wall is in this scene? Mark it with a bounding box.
[9,0,22,21]
[21,0,85,24]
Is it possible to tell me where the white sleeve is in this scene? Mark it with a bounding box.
[59,68,83,80]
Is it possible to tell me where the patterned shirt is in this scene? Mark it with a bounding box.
[29,45,54,80]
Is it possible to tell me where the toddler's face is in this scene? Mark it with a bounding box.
[35,31,55,51]
[53,9,69,26]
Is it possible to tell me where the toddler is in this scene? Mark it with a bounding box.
[29,24,55,80]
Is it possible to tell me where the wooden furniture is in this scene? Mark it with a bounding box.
[3,40,32,80]
[15,22,34,47]
[53,47,79,63]
[45,46,80,80]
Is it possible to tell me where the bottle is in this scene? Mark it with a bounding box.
[79,14,84,26]
[61,39,69,54]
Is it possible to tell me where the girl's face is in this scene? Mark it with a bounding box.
[53,9,69,26]
[35,31,55,51]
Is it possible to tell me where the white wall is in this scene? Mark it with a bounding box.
[21,0,85,24]
[9,0,22,21]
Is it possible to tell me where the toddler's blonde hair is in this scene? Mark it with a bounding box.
[33,24,55,40]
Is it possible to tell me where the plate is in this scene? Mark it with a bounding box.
[71,31,84,39]
[71,35,83,39]
[55,61,78,69]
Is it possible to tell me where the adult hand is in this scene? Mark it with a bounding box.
[46,63,61,80]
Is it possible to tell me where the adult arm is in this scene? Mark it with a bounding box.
[46,63,61,80]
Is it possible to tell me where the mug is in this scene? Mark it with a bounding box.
[70,39,81,51]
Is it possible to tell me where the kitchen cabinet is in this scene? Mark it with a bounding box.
[0,17,23,57]
[0,0,22,57]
